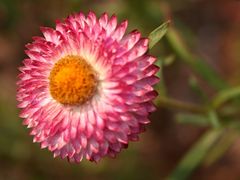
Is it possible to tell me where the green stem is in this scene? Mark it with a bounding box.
[155,58,167,96]
[207,110,221,129]
[154,96,207,114]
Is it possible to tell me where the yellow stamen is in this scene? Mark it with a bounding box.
[49,55,97,105]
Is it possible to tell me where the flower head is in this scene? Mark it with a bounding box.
[17,11,159,163]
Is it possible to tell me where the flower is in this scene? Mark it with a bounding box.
[17,11,159,163]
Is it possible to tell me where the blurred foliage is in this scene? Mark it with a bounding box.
[1,0,240,179]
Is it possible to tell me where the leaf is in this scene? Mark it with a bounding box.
[212,86,240,108]
[148,21,170,49]
[166,28,228,90]
[176,111,221,128]
[166,129,223,180]
[203,129,238,166]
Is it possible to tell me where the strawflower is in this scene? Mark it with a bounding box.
[17,11,159,162]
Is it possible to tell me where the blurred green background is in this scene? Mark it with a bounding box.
[1,0,240,179]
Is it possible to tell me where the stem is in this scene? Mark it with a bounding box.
[207,110,221,128]
[155,58,168,96]
[154,96,207,114]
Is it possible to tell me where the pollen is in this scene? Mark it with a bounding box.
[49,55,97,105]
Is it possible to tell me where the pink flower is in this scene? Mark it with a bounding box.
[17,11,159,163]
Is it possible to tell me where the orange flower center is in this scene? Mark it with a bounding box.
[49,55,97,105]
